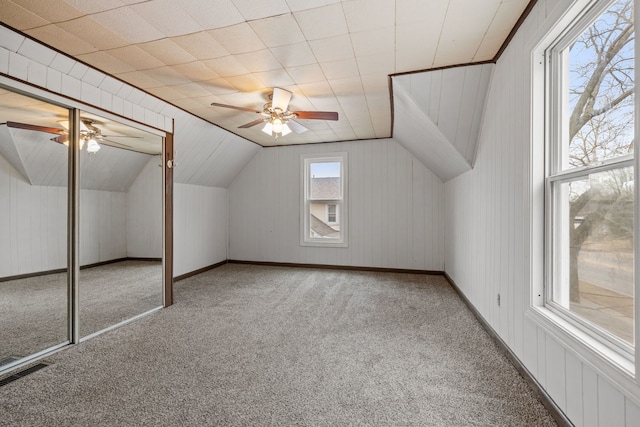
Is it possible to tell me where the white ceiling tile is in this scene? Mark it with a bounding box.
[106,45,165,71]
[232,0,290,20]
[57,16,130,50]
[25,25,97,56]
[14,0,85,23]
[75,51,135,74]
[342,0,395,33]
[270,42,316,67]
[235,49,282,73]
[66,0,126,14]
[309,35,353,62]
[298,81,333,98]
[197,78,238,95]
[172,61,219,82]
[356,54,395,76]
[320,58,359,80]
[224,74,266,93]
[285,0,340,12]
[173,32,229,61]
[0,1,49,30]
[177,0,245,30]
[250,14,305,48]
[146,66,191,86]
[209,23,266,55]
[203,56,251,78]
[350,27,394,58]
[254,69,295,89]
[434,0,501,65]
[92,7,165,43]
[395,22,439,71]
[293,3,348,40]
[360,73,389,92]
[130,0,203,37]
[115,70,164,89]
[330,77,364,97]
[139,39,198,66]
[396,0,448,25]
[285,63,325,84]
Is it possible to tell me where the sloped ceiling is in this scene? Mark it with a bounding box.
[0,0,532,147]
[0,125,156,191]
[392,63,494,181]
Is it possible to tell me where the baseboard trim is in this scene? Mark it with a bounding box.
[227,259,443,275]
[173,260,228,282]
[0,257,163,283]
[443,272,573,427]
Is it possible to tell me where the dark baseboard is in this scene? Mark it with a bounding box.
[227,259,443,275]
[173,260,228,282]
[0,257,163,282]
[442,272,573,427]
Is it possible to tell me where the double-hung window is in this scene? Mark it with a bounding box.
[545,0,635,362]
[301,153,347,246]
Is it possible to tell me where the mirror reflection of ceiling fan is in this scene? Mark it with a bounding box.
[211,87,339,139]
[1,119,139,153]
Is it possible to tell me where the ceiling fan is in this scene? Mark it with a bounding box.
[211,88,338,139]
[1,119,139,153]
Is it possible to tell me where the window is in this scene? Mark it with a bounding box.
[301,153,347,246]
[545,0,635,360]
[327,204,337,223]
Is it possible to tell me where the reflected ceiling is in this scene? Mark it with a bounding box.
[0,0,532,147]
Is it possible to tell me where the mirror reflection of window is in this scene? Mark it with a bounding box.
[0,88,70,370]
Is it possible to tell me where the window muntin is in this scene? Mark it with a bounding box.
[546,0,635,356]
[302,154,347,246]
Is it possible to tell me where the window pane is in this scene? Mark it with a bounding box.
[564,0,634,170]
[553,167,634,344]
[310,161,341,199]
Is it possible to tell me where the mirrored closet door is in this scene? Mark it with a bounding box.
[77,112,164,338]
[0,89,71,369]
[0,85,169,373]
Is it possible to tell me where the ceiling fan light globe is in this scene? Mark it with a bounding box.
[281,123,292,136]
[86,138,100,153]
[262,122,273,135]
[271,118,284,134]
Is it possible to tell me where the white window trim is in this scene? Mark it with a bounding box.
[527,0,640,403]
[300,152,348,247]
[326,203,338,224]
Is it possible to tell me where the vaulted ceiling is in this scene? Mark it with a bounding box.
[0,0,531,147]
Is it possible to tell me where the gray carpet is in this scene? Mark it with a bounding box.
[0,260,162,361]
[0,264,556,426]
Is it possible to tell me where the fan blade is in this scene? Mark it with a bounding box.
[210,102,261,113]
[271,88,292,111]
[96,135,142,139]
[51,135,69,144]
[286,120,308,134]
[3,121,67,135]
[238,118,267,129]
[292,111,339,121]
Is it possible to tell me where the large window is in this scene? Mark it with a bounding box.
[301,153,347,246]
[545,0,635,360]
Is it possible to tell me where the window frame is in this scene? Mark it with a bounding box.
[536,0,638,377]
[300,152,348,247]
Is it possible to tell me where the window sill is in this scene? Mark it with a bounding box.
[300,240,348,248]
[526,306,640,403]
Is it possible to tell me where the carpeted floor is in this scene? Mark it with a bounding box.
[0,264,557,426]
[0,260,162,361]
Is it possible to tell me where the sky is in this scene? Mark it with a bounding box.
[310,161,340,178]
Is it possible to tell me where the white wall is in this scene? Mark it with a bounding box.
[0,150,129,276]
[229,139,444,270]
[127,156,163,258]
[443,0,640,425]
[173,184,228,277]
